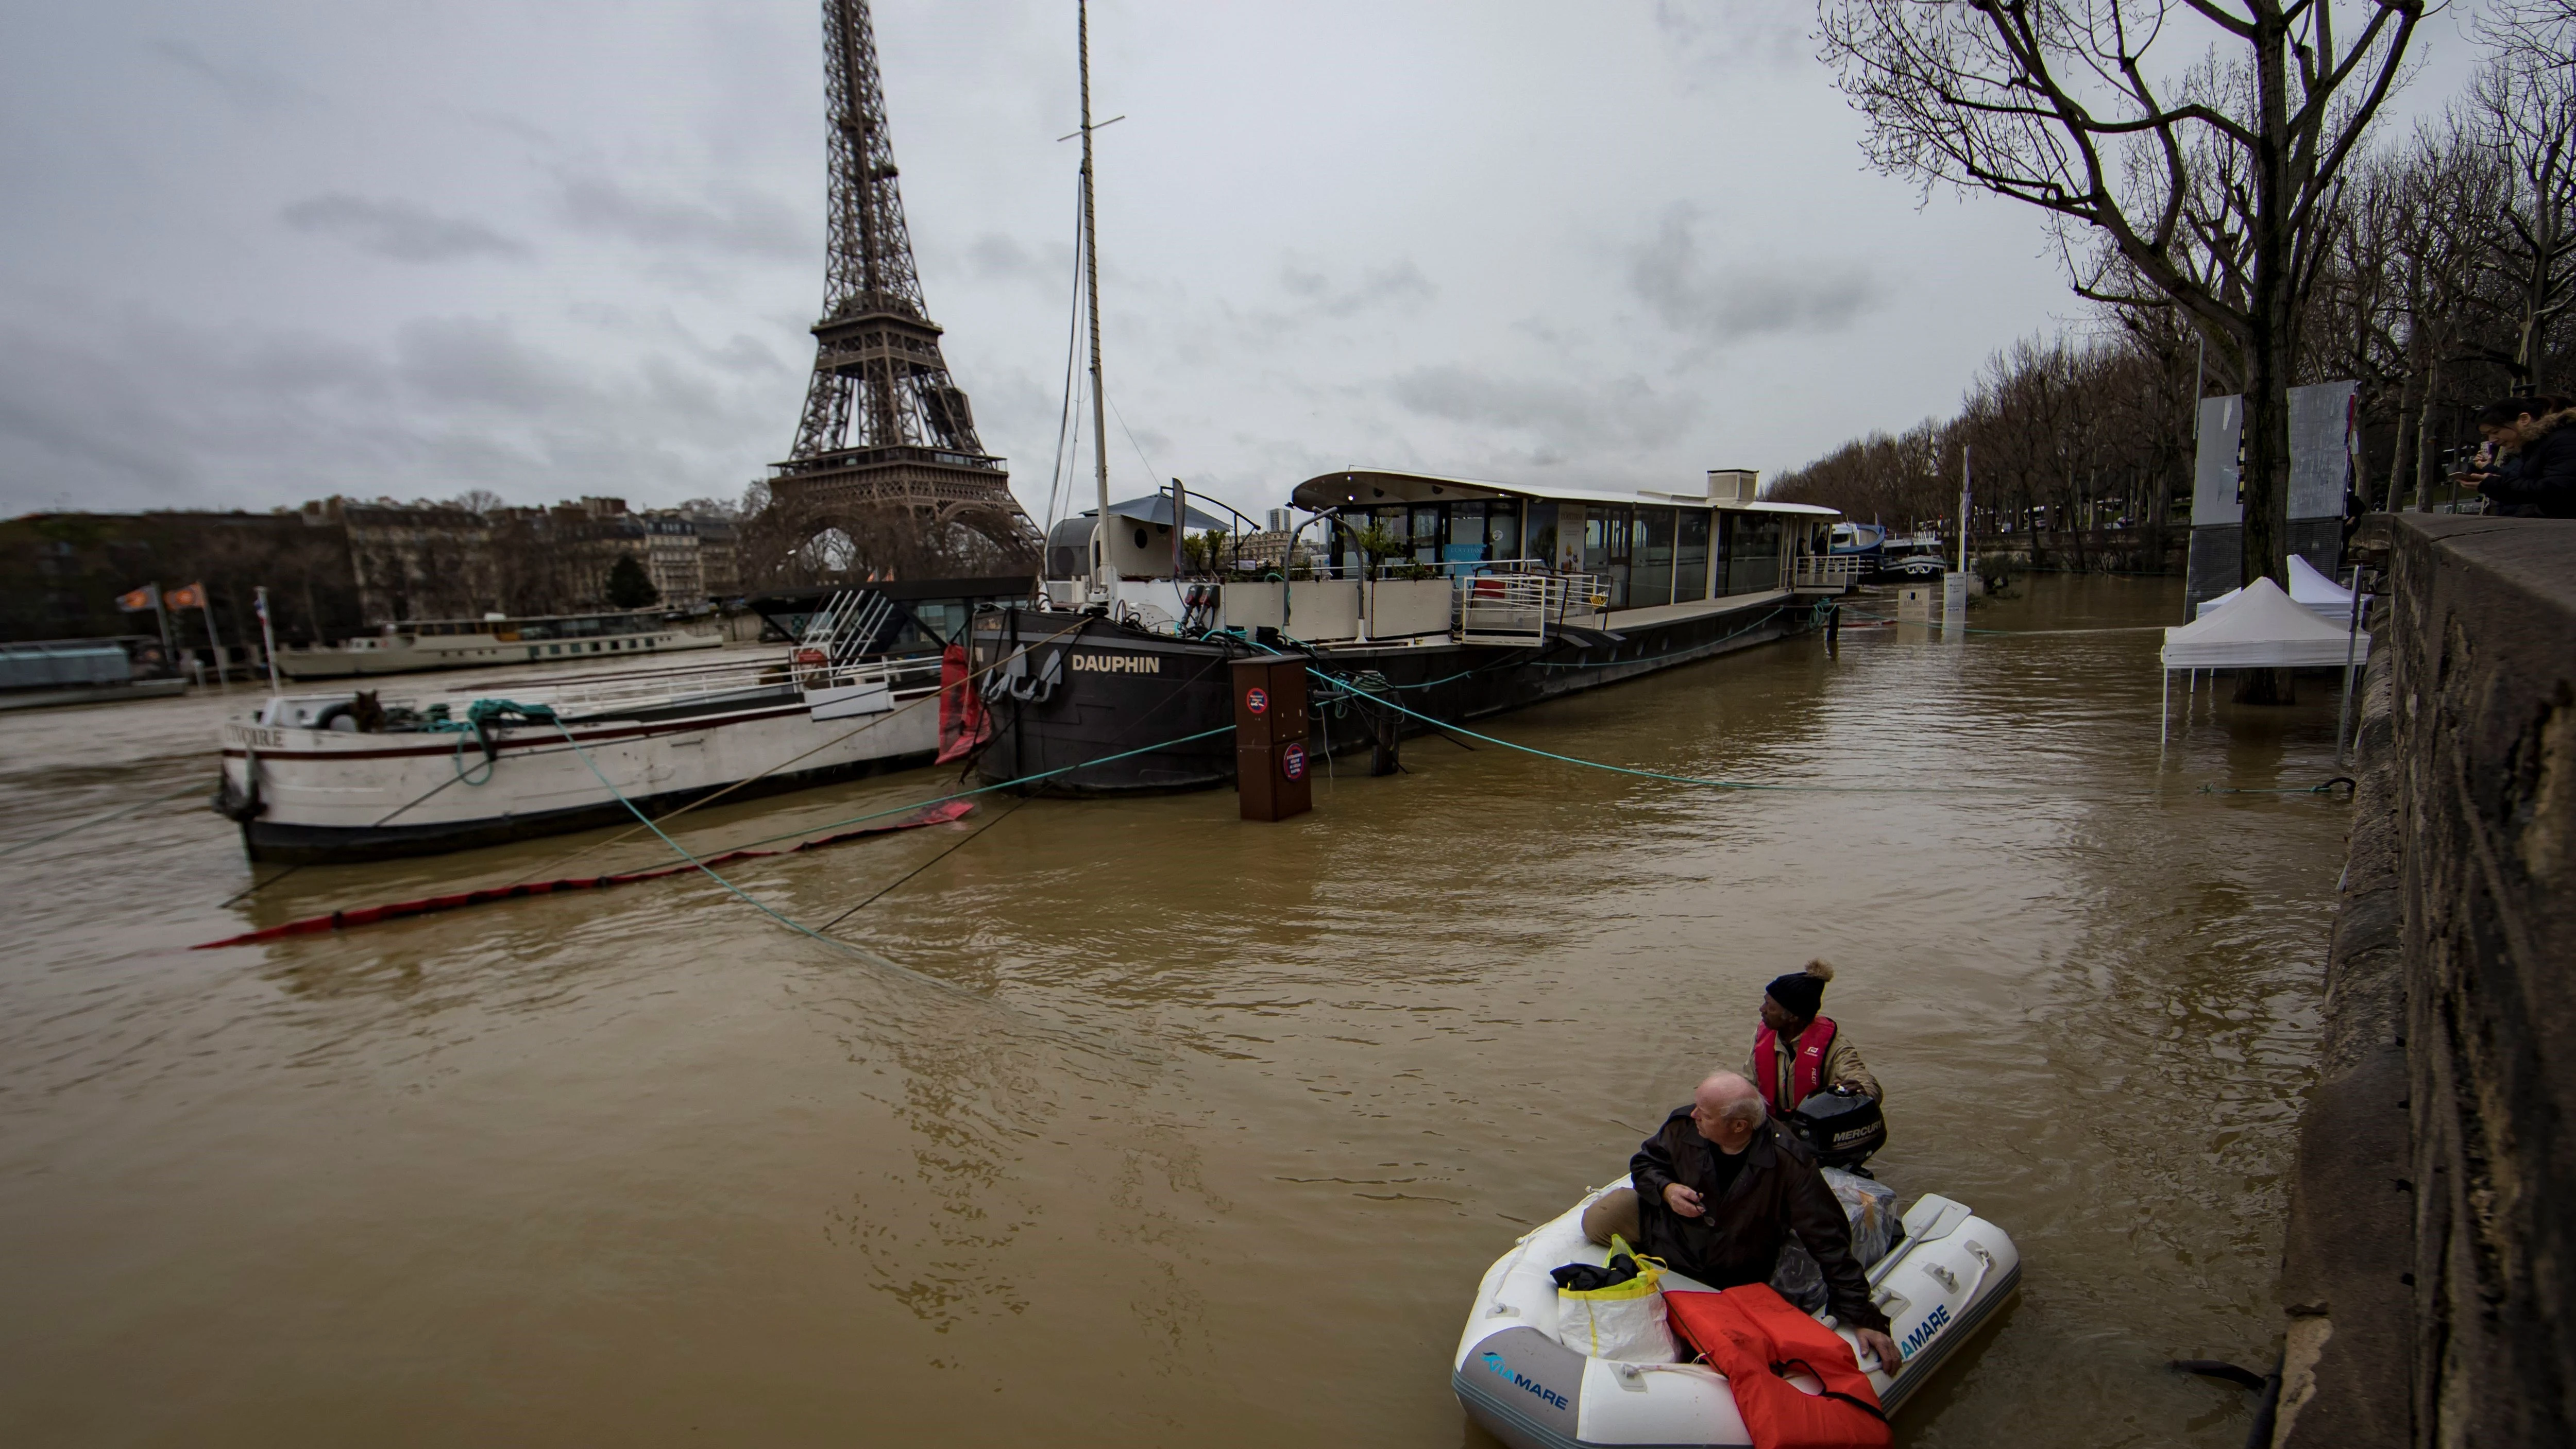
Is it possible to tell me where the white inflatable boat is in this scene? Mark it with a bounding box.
[1451,1177,2020,1448]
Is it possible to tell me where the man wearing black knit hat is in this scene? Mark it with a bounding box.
[1743,959,1880,1119]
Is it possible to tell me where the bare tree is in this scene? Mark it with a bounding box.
[1819,1,2425,641]
[2480,0,2576,70]
[2463,10,2576,395]
[2389,117,2510,506]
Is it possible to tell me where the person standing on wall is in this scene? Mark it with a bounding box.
[1744,960,1881,1117]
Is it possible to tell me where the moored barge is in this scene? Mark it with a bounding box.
[968,469,1858,795]
[217,579,1031,863]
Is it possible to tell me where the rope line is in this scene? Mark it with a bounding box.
[707,725,1236,855]
[502,618,1089,889]
[815,794,1031,932]
[547,721,970,992]
[1303,666,2154,797]
[0,779,205,858]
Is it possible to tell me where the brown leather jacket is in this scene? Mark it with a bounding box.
[1629,1107,1889,1333]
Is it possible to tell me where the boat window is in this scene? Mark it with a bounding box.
[910,601,967,643]
[1448,501,1484,550]
[1674,510,1711,603]
[1632,506,1677,609]
[1525,503,1558,569]
[1485,501,1520,560]
[1328,515,1362,574]
[1583,505,1634,606]
[1721,513,1786,594]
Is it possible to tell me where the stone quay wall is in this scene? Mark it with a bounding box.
[2273,515,2576,1448]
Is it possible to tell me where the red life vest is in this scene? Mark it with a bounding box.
[1752,1016,1837,1116]
[1665,1285,1889,1449]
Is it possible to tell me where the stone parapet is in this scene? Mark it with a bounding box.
[2272,516,2576,1448]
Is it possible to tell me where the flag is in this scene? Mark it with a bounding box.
[166,584,206,610]
[116,584,160,612]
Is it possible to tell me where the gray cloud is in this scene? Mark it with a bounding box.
[280,193,527,263]
[552,172,808,262]
[1628,207,1882,342]
[1205,257,1441,354]
[1651,2,1810,76]
[959,232,1076,291]
[1388,364,1695,465]
[1277,258,1435,319]
[143,38,318,114]
[394,316,583,411]
[11,1,2221,521]
[0,303,784,512]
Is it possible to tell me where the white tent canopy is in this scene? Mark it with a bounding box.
[2162,576,2366,671]
[2194,554,2355,623]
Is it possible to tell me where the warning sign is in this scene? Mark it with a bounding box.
[1245,687,1268,714]
[1281,743,1307,780]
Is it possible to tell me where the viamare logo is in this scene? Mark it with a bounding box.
[1901,1303,1952,1356]
[1479,1351,1569,1411]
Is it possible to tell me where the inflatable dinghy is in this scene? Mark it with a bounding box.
[1452,1177,2019,1448]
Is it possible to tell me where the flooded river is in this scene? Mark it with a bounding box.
[0,575,2352,1446]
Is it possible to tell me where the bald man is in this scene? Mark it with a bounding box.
[1602,1072,1899,1368]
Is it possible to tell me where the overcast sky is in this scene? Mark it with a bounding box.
[0,2,2497,524]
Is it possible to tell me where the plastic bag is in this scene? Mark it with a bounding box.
[1553,1234,1678,1362]
[1822,1166,1899,1267]
[1769,1237,1828,1312]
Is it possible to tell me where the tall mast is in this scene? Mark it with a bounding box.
[1079,0,1115,599]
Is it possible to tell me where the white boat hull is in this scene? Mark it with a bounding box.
[218,674,942,863]
[1451,1178,2019,1448]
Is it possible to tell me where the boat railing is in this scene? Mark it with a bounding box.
[1456,571,1600,645]
[300,653,936,724]
[247,649,947,730]
[535,652,942,720]
[1792,555,1866,592]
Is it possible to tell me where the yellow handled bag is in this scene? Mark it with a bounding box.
[1553,1234,1678,1362]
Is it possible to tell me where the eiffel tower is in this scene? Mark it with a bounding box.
[771,0,1037,557]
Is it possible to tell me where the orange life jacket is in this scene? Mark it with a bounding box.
[1665,1285,1889,1449]
[1752,1015,1837,1116]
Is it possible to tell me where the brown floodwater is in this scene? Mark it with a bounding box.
[0,575,2356,1446]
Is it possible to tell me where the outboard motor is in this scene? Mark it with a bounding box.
[1787,1085,1885,1170]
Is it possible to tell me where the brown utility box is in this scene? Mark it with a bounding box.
[1232,656,1312,822]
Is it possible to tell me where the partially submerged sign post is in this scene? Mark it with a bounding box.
[1233,657,1311,822]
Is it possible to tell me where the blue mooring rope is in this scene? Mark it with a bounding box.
[539,719,1240,963]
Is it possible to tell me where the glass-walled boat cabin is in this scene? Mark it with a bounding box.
[1286,470,1837,611]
